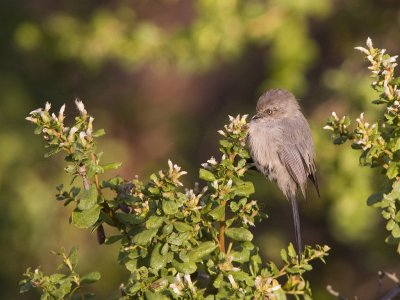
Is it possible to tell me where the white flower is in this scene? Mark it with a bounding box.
[217,130,226,136]
[69,126,78,135]
[212,180,219,190]
[29,108,42,115]
[25,116,38,123]
[68,126,79,142]
[45,102,51,111]
[323,125,334,131]
[243,216,255,227]
[184,274,196,294]
[79,131,87,146]
[167,160,187,186]
[75,99,87,115]
[87,117,94,136]
[59,104,66,121]
[354,46,369,54]
[226,179,232,188]
[170,274,184,296]
[228,274,238,289]
[207,157,218,165]
[366,37,373,49]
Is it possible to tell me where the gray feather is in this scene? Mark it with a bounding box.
[247,88,318,260]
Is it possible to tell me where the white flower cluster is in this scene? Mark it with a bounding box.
[355,37,400,101]
[323,112,349,133]
[169,274,197,296]
[254,276,281,296]
[354,112,379,151]
[185,186,207,209]
[26,101,95,147]
[218,114,248,138]
[167,160,187,187]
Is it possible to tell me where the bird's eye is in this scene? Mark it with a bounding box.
[266,109,273,115]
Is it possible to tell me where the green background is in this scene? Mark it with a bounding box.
[1,0,399,299]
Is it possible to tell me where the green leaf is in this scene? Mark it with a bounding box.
[72,204,101,228]
[209,205,225,220]
[102,162,122,171]
[213,273,224,288]
[173,221,193,232]
[199,169,216,181]
[367,192,384,206]
[392,223,400,238]
[132,229,158,246]
[150,244,167,271]
[169,232,190,246]
[172,260,197,274]
[162,200,179,215]
[145,291,169,300]
[288,243,297,258]
[146,216,165,229]
[68,246,79,269]
[273,287,287,300]
[225,228,253,242]
[77,185,98,210]
[235,181,255,196]
[386,162,398,179]
[162,224,173,235]
[115,212,145,225]
[125,259,137,272]
[219,139,232,148]
[231,249,250,263]
[49,273,67,282]
[92,129,106,137]
[81,272,101,284]
[187,241,218,262]
[105,235,123,245]
[280,249,288,263]
[387,219,395,231]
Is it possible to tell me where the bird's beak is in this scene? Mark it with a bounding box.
[251,113,262,121]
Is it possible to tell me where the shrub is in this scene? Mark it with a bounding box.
[21,103,328,299]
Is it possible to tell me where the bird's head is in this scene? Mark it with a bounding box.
[251,89,300,121]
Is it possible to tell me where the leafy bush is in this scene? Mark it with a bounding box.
[21,102,329,299]
[325,38,400,254]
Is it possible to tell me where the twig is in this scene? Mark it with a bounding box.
[326,285,349,300]
[219,200,226,253]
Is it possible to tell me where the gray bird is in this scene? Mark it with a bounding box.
[247,88,319,260]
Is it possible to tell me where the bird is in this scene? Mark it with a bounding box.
[247,88,319,260]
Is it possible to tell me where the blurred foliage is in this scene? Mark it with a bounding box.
[325,39,400,254]
[19,246,100,299]
[13,0,330,93]
[24,104,329,299]
[2,0,400,299]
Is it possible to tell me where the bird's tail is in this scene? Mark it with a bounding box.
[289,194,302,261]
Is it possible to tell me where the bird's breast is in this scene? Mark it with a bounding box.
[248,121,281,178]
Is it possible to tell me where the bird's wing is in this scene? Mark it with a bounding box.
[277,115,318,198]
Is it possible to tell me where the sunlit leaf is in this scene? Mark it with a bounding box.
[132,229,158,246]
[199,169,216,181]
[71,205,101,229]
[225,227,253,242]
